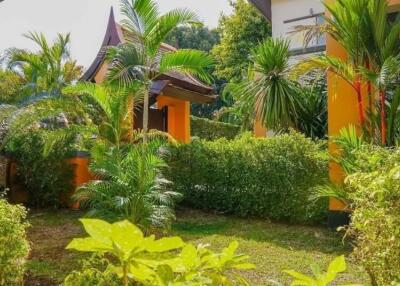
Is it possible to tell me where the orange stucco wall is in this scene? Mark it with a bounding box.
[157,95,191,143]
[254,119,267,137]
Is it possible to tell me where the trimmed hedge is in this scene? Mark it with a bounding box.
[190,116,240,140]
[165,132,328,223]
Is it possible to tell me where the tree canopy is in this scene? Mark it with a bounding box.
[211,0,271,82]
[165,25,220,52]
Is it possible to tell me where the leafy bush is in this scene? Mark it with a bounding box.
[65,219,254,286]
[165,132,328,223]
[63,255,119,286]
[75,141,180,232]
[346,150,400,285]
[5,129,74,207]
[0,199,29,285]
[191,116,240,140]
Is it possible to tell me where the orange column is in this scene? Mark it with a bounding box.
[157,95,191,143]
[254,118,267,137]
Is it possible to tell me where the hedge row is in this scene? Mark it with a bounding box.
[190,116,240,140]
[165,132,329,223]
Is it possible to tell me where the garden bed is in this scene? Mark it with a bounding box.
[25,208,368,285]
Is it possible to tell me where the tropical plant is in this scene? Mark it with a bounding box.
[106,0,214,142]
[295,74,327,140]
[62,82,141,148]
[273,256,360,286]
[66,219,255,286]
[1,32,82,99]
[0,199,30,286]
[74,140,180,232]
[231,38,300,131]
[293,0,400,145]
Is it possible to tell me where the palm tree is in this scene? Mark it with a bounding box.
[233,38,300,131]
[294,0,400,144]
[2,32,82,99]
[74,140,181,232]
[62,82,142,148]
[106,0,214,142]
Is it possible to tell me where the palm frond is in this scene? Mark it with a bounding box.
[159,49,214,83]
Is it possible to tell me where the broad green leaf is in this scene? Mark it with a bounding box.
[145,236,185,252]
[326,255,346,283]
[79,219,112,244]
[111,220,144,253]
[180,244,198,269]
[66,237,112,252]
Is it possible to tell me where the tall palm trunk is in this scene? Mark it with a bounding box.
[354,76,365,125]
[142,84,150,143]
[380,89,387,145]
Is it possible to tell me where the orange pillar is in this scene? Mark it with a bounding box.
[65,153,92,209]
[254,118,267,138]
[157,95,191,143]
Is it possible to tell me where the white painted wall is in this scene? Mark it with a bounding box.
[271,0,325,51]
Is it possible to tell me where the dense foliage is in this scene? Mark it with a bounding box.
[165,132,328,223]
[65,219,254,286]
[165,25,220,52]
[191,116,240,140]
[346,149,400,285]
[0,199,29,286]
[5,129,74,207]
[212,0,271,82]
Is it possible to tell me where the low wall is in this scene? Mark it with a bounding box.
[6,151,92,208]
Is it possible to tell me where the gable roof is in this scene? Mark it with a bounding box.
[248,0,272,21]
[81,7,216,103]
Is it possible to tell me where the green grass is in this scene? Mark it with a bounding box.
[26,208,369,285]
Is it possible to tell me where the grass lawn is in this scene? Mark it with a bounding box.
[25,208,369,285]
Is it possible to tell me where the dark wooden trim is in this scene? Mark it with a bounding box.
[283,12,324,24]
[163,85,217,104]
[290,44,326,56]
[248,0,271,21]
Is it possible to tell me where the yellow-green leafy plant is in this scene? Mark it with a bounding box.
[66,219,255,286]
[283,256,361,286]
[0,199,30,286]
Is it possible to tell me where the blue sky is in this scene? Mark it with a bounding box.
[0,0,232,68]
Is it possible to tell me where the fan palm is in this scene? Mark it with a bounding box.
[233,38,300,131]
[106,0,214,141]
[74,140,181,232]
[2,32,82,99]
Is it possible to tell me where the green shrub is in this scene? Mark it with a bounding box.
[5,129,74,207]
[191,116,240,140]
[347,150,400,285]
[63,255,120,286]
[0,199,29,285]
[165,132,328,223]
